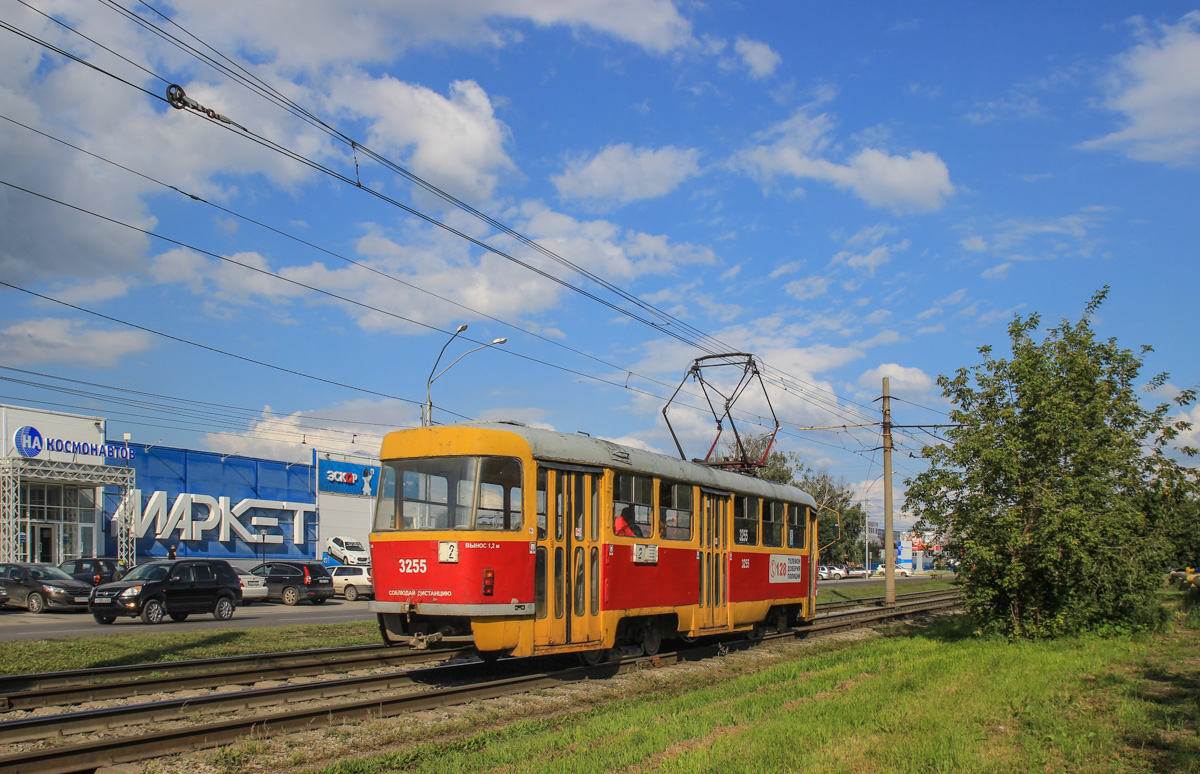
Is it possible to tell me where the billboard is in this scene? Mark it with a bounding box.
[318,459,380,497]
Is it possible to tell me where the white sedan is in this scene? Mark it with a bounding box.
[234,566,269,603]
[325,536,371,566]
[871,566,912,578]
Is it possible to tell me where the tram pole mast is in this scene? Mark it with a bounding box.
[883,377,896,607]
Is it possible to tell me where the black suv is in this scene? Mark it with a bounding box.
[59,557,124,585]
[89,559,242,624]
[250,561,334,605]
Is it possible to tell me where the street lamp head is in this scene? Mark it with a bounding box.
[492,337,507,345]
[456,324,468,333]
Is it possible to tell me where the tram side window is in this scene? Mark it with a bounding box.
[659,481,693,541]
[763,501,785,547]
[787,504,807,548]
[536,468,547,540]
[734,495,759,545]
[613,473,653,537]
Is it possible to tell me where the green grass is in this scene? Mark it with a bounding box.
[0,620,380,675]
[299,607,1199,774]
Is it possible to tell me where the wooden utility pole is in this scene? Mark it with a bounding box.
[883,377,896,606]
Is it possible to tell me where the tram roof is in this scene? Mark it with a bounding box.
[459,421,816,507]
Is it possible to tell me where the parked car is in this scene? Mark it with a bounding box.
[331,565,373,601]
[825,565,846,580]
[325,536,371,566]
[0,562,94,613]
[817,565,833,580]
[250,561,334,605]
[89,559,242,625]
[0,584,9,608]
[843,565,869,579]
[871,566,912,578]
[233,566,269,604]
[59,557,124,585]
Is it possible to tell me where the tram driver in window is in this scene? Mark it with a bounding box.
[614,505,640,537]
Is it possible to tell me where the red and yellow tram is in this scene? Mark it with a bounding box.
[368,421,818,660]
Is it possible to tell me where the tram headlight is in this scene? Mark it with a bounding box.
[483,568,495,597]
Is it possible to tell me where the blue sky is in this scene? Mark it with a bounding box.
[2,2,1199,528]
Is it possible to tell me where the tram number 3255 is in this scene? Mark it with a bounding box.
[396,558,428,573]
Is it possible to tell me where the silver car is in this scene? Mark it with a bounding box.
[331,565,373,601]
[233,566,269,604]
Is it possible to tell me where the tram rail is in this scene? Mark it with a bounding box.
[0,591,961,774]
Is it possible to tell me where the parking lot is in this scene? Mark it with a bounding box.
[0,597,376,641]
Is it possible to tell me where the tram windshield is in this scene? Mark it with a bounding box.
[374,456,523,532]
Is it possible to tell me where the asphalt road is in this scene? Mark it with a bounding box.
[0,598,377,641]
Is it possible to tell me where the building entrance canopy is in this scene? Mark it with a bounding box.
[0,458,135,563]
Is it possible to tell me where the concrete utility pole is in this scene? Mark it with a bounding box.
[883,377,896,606]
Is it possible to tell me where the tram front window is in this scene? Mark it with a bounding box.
[374,456,523,531]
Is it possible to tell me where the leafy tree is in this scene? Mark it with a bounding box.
[906,288,1198,638]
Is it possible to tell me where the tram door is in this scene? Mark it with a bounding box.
[536,468,601,649]
[698,491,728,629]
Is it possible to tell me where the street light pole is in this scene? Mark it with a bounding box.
[424,329,507,427]
[425,325,468,426]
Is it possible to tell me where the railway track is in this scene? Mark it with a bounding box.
[0,640,472,711]
[0,589,942,707]
[0,591,960,774]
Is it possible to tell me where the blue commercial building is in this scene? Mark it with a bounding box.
[103,442,318,564]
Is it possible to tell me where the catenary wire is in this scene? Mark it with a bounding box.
[83,0,898,427]
[2,7,909,456]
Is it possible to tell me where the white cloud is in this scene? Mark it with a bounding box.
[552,144,702,206]
[969,210,1106,260]
[857,363,934,394]
[227,203,719,334]
[334,76,516,203]
[831,240,909,277]
[165,0,695,71]
[734,108,955,212]
[197,399,414,463]
[784,276,829,300]
[856,330,902,348]
[1081,12,1200,166]
[734,37,782,79]
[981,262,1011,280]
[0,318,154,367]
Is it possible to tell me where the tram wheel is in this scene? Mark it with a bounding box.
[578,648,609,666]
[641,618,662,656]
[774,607,790,633]
[477,650,504,664]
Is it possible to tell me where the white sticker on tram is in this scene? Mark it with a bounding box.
[768,555,805,583]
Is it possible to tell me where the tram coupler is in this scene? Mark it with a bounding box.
[410,631,444,650]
